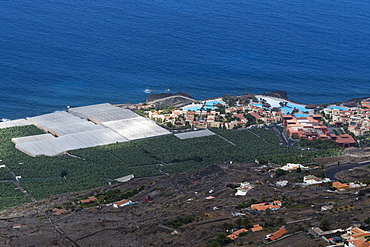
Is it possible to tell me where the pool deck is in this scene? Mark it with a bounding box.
[255,95,314,115]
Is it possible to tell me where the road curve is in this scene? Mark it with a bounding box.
[325,161,370,181]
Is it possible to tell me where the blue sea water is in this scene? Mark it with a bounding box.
[1,0,370,119]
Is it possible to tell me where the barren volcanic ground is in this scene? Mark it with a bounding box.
[0,158,369,247]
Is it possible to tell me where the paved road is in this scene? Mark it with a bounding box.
[325,161,370,181]
[264,124,298,147]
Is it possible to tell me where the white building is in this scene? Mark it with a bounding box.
[303,175,331,185]
[113,199,133,208]
[280,163,308,171]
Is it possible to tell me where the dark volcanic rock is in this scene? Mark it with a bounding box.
[305,104,317,109]
[146,92,194,108]
[146,92,192,103]
[261,90,288,100]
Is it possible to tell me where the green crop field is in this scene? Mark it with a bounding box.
[0,183,32,211]
[0,125,340,211]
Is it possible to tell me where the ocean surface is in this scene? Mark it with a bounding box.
[1,0,370,120]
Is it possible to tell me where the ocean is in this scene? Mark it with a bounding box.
[1,0,369,120]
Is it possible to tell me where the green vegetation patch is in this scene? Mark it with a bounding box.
[0,168,12,180]
[257,149,343,165]
[299,138,338,149]
[0,183,32,211]
[164,215,195,228]
[0,125,334,211]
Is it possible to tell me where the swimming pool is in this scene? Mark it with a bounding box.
[294,114,309,118]
[286,103,307,112]
[329,106,348,111]
[184,106,215,111]
[280,107,293,114]
[205,101,223,106]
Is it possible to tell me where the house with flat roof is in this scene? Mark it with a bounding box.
[303,175,331,185]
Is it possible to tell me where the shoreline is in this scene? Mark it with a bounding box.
[2,92,370,122]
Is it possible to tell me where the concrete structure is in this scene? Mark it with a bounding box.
[309,227,344,238]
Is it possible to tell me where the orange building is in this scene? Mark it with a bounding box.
[332,181,350,190]
[266,227,287,241]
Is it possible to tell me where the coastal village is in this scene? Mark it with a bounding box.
[140,93,370,147]
[1,93,370,246]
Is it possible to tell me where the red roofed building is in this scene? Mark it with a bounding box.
[52,208,65,215]
[266,227,287,241]
[78,196,98,204]
[361,101,370,109]
[251,201,281,211]
[332,181,350,190]
[283,114,330,140]
[250,224,263,232]
[227,228,248,240]
[334,134,356,148]
[347,239,370,247]
[342,227,370,247]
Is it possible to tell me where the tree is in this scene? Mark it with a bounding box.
[215,233,231,245]
[206,241,221,247]
[235,201,247,209]
[320,217,331,231]
[265,208,272,216]
[260,193,267,202]
[364,217,370,225]
[60,171,68,179]
[358,190,366,196]
[220,222,233,231]
[275,217,286,227]
[275,168,288,177]
[241,217,253,228]
[244,114,256,125]
[248,198,257,205]
[235,218,242,228]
